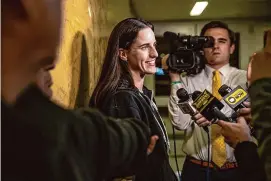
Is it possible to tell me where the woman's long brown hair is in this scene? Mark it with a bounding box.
[90,18,154,108]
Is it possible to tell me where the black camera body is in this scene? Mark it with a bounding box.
[157,31,214,75]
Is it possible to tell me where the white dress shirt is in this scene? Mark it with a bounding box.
[168,64,247,162]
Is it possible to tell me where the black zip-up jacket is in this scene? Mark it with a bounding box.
[94,79,177,181]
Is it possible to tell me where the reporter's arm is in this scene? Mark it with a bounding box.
[249,78,271,181]
[14,85,151,180]
[217,118,266,181]
[76,108,150,178]
[235,141,266,181]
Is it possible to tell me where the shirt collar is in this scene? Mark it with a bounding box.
[205,64,231,78]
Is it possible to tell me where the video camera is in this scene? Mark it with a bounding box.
[156,31,214,75]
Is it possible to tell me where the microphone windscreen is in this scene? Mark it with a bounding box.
[192,90,202,101]
[177,88,189,102]
[218,84,232,97]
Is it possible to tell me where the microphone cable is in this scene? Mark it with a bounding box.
[206,127,211,181]
[172,125,181,180]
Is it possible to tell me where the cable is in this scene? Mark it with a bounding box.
[206,128,210,181]
[202,126,211,181]
[172,126,181,180]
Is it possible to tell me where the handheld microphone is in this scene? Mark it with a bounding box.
[219,84,255,135]
[218,84,249,111]
[191,90,234,123]
[177,88,209,133]
[176,88,196,115]
[191,91,202,101]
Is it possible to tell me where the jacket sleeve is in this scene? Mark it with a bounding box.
[75,108,150,179]
[168,79,195,130]
[14,85,150,180]
[249,78,271,181]
[234,141,266,181]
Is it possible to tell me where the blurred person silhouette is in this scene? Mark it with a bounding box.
[2,1,158,181]
[217,29,271,181]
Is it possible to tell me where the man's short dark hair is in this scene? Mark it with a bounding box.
[200,21,235,45]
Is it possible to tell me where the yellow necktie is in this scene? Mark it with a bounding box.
[211,70,227,168]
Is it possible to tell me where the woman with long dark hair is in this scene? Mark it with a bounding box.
[90,18,177,181]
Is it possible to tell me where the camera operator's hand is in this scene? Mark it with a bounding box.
[169,71,181,82]
[217,117,252,148]
[161,54,169,70]
[192,113,211,127]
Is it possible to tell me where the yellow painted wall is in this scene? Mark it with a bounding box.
[51,0,109,109]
